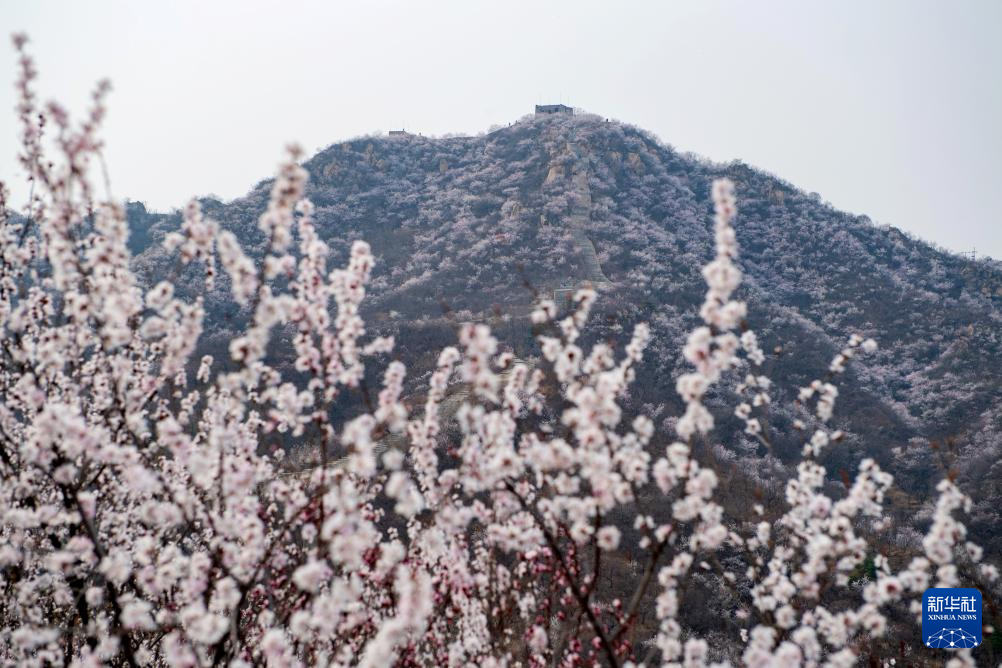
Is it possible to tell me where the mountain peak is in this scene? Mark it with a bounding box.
[129,114,1002,552]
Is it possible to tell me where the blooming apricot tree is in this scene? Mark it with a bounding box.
[0,35,996,668]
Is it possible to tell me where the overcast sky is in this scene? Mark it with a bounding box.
[1,0,1000,257]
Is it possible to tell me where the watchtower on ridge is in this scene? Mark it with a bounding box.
[535,104,573,116]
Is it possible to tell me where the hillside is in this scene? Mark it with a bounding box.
[130,111,1002,552]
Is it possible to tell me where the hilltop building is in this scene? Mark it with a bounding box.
[535,104,573,115]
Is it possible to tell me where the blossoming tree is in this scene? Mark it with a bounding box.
[0,35,996,667]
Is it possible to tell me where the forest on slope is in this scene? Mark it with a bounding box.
[128,111,1002,555]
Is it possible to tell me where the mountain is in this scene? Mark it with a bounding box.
[129,111,1002,553]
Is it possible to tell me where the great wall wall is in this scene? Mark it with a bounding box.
[551,128,613,306]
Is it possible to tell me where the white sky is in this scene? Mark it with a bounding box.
[2,0,1000,257]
